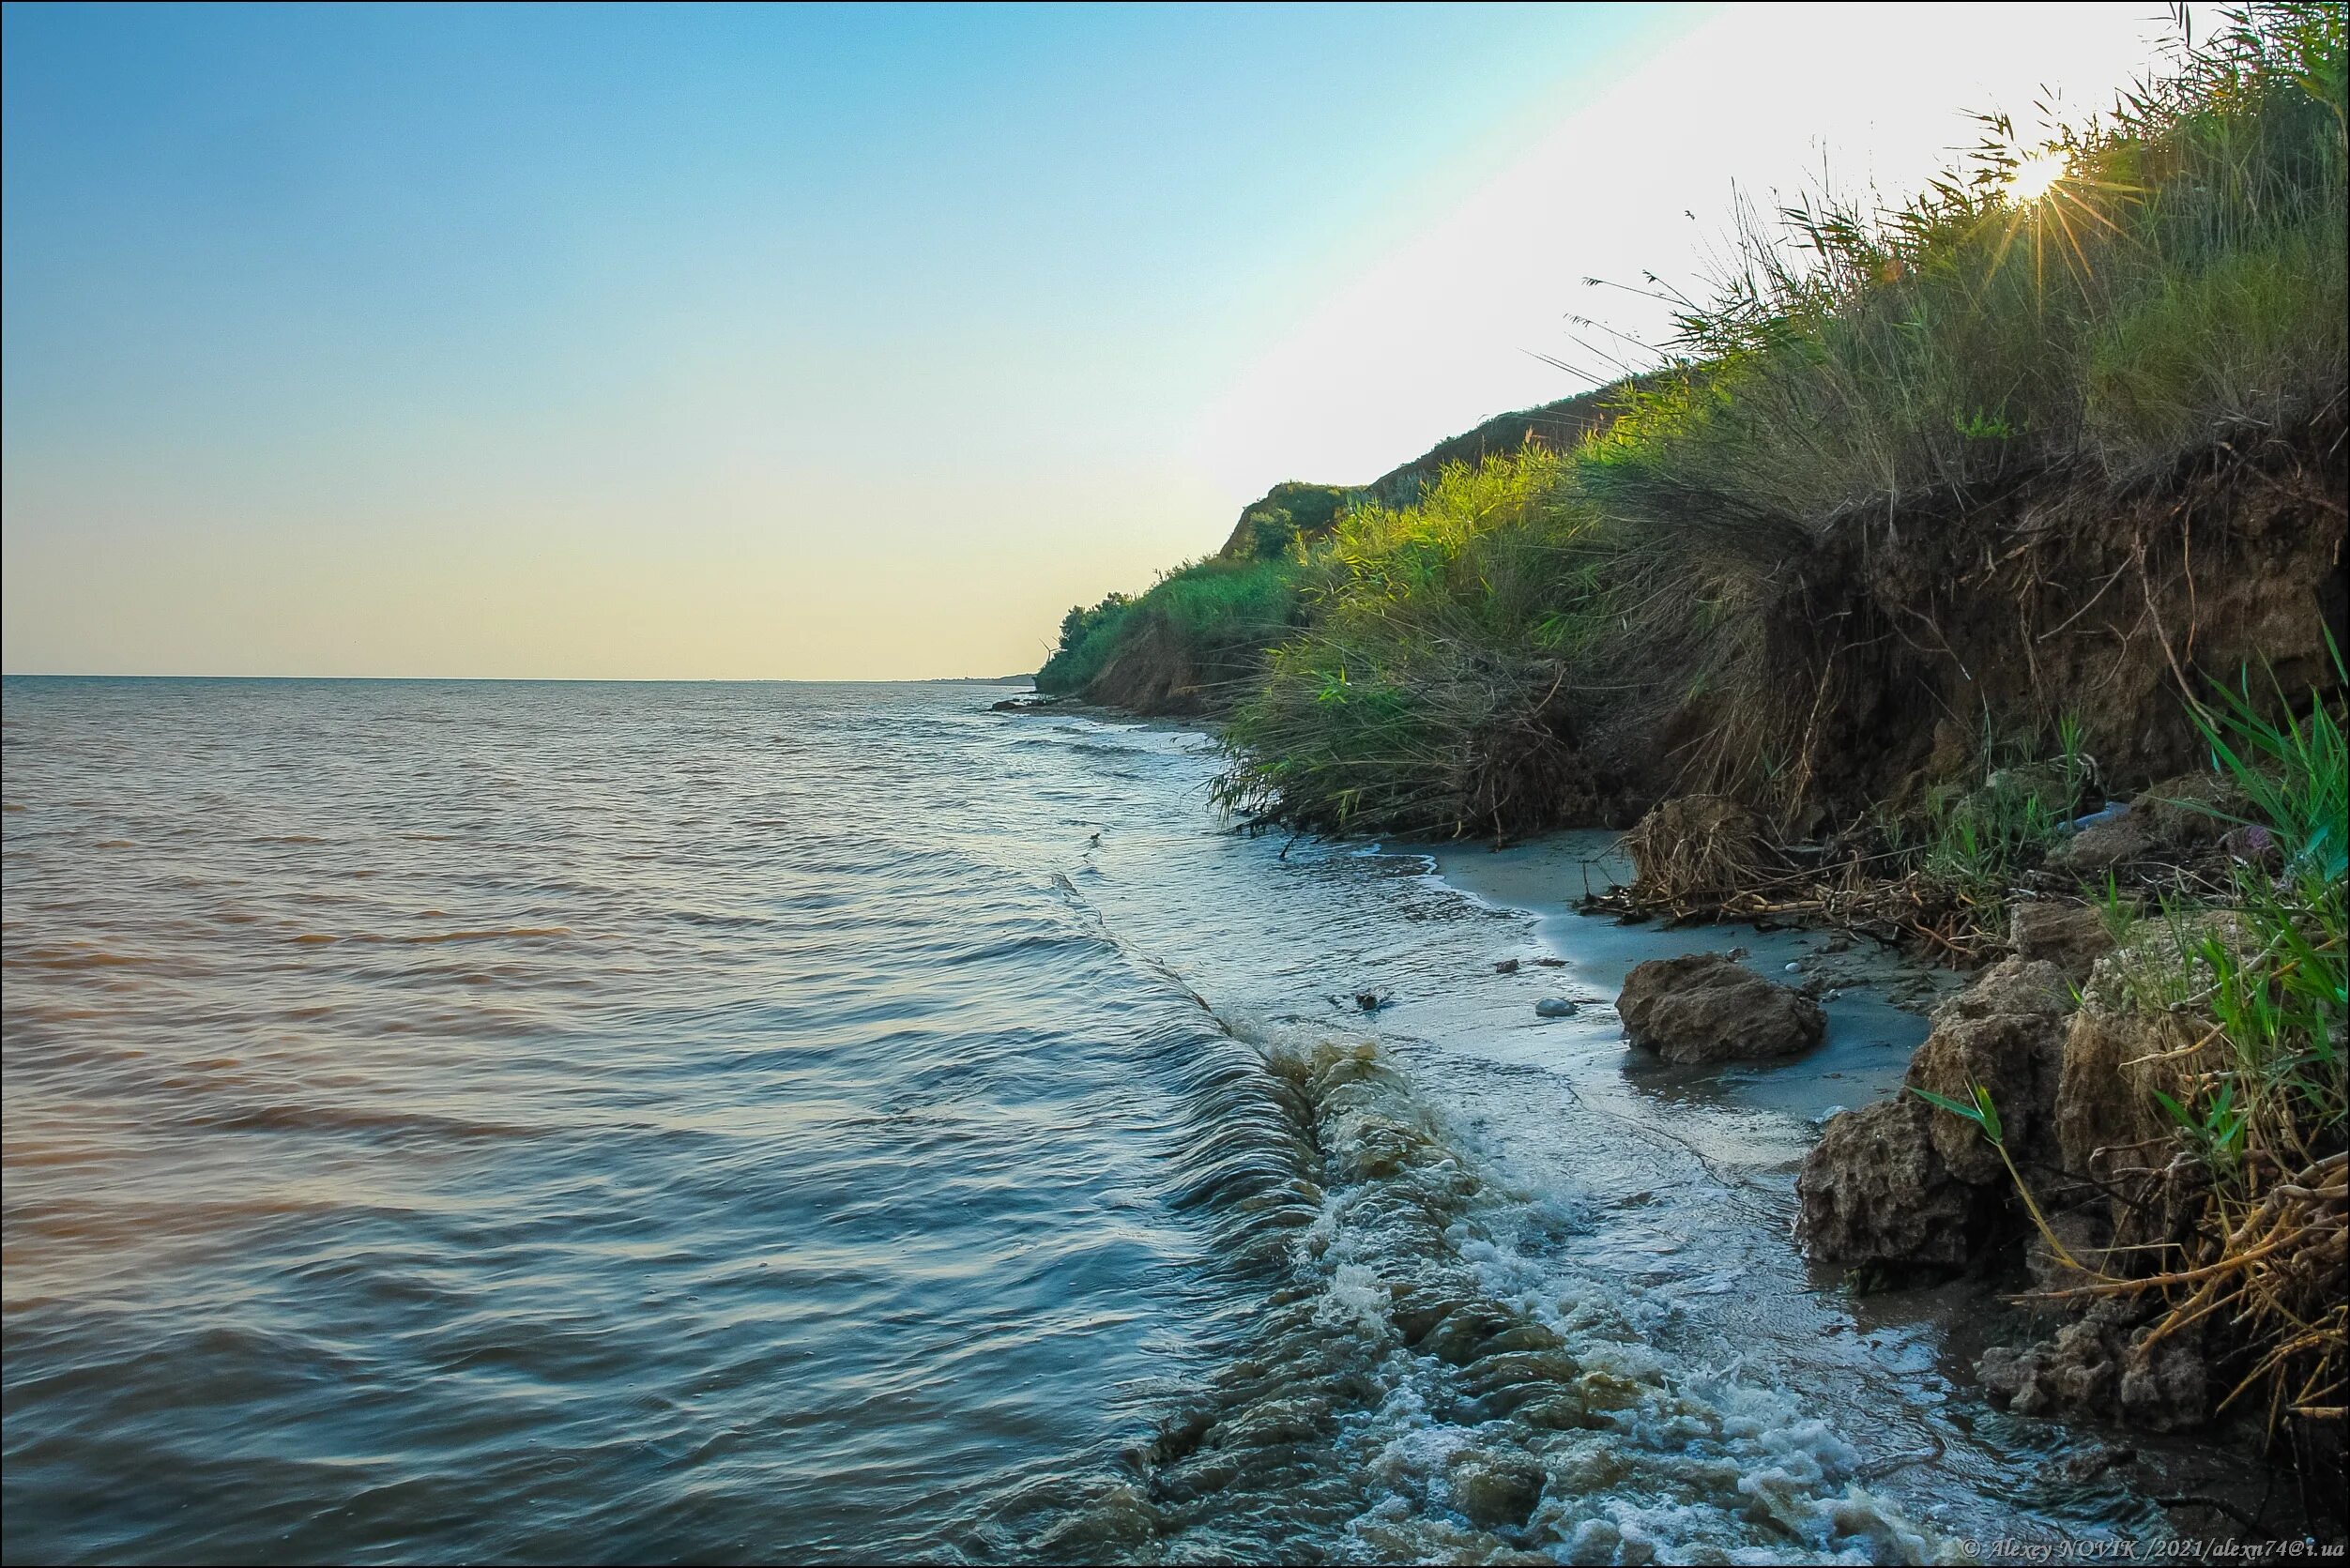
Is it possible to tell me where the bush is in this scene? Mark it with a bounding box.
[1035,557,1303,700]
[1214,447,1616,835]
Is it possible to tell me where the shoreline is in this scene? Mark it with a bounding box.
[1400,830,2303,1534]
[1007,695,2335,1542]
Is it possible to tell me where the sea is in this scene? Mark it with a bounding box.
[0,677,2255,1564]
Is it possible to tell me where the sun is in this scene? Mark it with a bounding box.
[2006,149,2069,204]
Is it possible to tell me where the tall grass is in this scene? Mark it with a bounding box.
[1035,556,1302,699]
[1213,447,1614,835]
[1586,1,2346,528]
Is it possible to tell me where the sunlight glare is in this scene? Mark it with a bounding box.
[2007,148,2069,203]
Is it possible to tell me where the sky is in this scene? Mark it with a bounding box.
[3,2,2207,679]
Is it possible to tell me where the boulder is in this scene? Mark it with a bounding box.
[2116,1329,2208,1431]
[1904,958,2074,1186]
[2048,812,2160,873]
[1980,1318,2117,1417]
[1795,1098,1987,1267]
[2008,901,2115,984]
[1616,952,1824,1064]
[2055,1009,2181,1185]
[1930,956,2073,1025]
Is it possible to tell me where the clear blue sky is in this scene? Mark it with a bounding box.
[1,2,2190,677]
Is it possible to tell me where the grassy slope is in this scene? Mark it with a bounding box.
[1216,2,2345,838]
[1035,388,1636,711]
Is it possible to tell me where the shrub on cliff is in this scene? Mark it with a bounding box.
[1213,446,1618,835]
[1035,556,1303,705]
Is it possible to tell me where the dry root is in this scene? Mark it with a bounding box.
[1621,795,1778,910]
[2051,1150,2347,1430]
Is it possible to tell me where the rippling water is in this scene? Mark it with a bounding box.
[2,678,2243,1564]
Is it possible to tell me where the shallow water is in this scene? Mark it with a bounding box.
[0,679,2253,1563]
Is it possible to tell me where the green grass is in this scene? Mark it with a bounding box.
[1586,2,2345,525]
[1035,556,1303,699]
[1212,446,1613,835]
[2175,643,2349,1154]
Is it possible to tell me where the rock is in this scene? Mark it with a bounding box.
[1981,1319,2116,1416]
[2048,771,2243,873]
[2048,812,2160,872]
[2059,914,2255,1191]
[2118,1330,2207,1431]
[1796,1098,1986,1267]
[1354,991,1388,1012]
[1534,997,1579,1018]
[1493,958,1520,975]
[1978,1303,2208,1431]
[2064,800,2131,834]
[2009,901,2116,983]
[2131,771,2245,849]
[2054,1009,2178,1184]
[1931,956,2073,1026]
[1905,958,2075,1185]
[1446,1450,1546,1530]
[1616,952,1825,1063]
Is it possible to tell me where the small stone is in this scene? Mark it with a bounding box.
[1355,991,1386,1012]
[1784,961,1803,973]
[1494,958,1520,974]
[1534,997,1579,1018]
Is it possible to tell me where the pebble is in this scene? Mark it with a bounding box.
[1534,997,1579,1018]
[1784,961,1803,973]
[1493,958,1520,974]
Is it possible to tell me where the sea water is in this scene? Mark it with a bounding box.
[1,678,2247,1563]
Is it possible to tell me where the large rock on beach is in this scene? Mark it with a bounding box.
[1795,1098,1985,1267]
[1903,958,2073,1186]
[1615,951,1824,1064]
[1797,956,2072,1267]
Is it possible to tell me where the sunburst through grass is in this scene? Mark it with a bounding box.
[2006,146,2070,202]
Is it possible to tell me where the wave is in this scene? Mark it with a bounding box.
[962,993,1946,1564]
